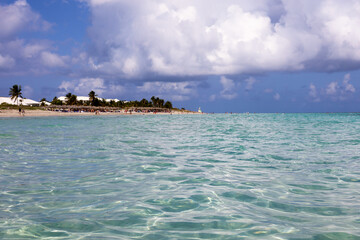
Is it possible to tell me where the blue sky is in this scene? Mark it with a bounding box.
[1,0,360,112]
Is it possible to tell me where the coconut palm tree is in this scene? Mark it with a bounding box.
[158,98,164,108]
[9,84,23,106]
[151,96,156,107]
[88,90,97,106]
[65,92,77,105]
[66,92,72,103]
[164,101,173,109]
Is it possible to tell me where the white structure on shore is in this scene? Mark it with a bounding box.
[0,97,41,106]
[58,96,121,103]
[58,96,90,102]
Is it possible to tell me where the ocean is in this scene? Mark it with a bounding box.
[0,113,360,239]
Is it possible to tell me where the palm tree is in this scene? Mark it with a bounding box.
[164,101,173,109]
[140,98,149,107]
[66,92,72,103]
[65,92,77,105]
[9,84,23,106]
[158,98,164,108]
[88,90,97,105]
[151,96,156,107]
[51,96,62,105]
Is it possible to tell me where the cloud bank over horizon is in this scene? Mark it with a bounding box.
[81,0,360,79]
[2,0,360,79]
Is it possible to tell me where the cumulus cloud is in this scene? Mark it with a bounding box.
[273,93,280,100]
[0,1,67,75]
[326,81,338,95]
[0,0,50,40]
[220,76,239,100]
[137,81,198,101]
[58,77,107,96]
[309,83,320,102]
[245,77,256,91]
[342,73,355,93]
[0,54,15,69]
[322,73,356,101]
[41,52,67,68]
[80,0,360,78]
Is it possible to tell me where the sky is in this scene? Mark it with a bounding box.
[1,0,360,112]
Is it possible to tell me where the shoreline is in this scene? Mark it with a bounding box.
[0,109,202,118]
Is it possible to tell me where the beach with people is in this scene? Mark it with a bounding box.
[0,108,201,118]
[1,85,202,117]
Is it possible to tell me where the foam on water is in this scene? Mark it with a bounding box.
[1,114,360,239]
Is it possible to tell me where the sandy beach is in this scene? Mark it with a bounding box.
[0,109,201,117]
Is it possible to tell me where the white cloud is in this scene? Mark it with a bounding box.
[75,78,106,95]
[273,93,280,100]
[220,76,239,100]
[309,84,317,98]
[41,52,67,67]
[0,0,50,39]
[326,81,338,95]
[58,81,75,93]
[324,73,355,101]
[58,78,107,96]
[245,77,256,90]
[0,1,68,75]
[0,54,15,68]
[137,81,198,101]
[309,83,320,102]
[81,0,360,78]
[23,43,48,58]
[342,73,355,93]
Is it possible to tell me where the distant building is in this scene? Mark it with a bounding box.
[58,96,91,102]
[0,97,41,106]
[58,96,122,103]
[105,98,120,103]
[40,100,51,106]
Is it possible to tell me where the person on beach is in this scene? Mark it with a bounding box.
[21,109,25,117]
[18,107,22,116]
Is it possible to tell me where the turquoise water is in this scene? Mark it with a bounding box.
[0,113,360,239]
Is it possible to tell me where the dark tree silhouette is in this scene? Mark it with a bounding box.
[9,84,23,106]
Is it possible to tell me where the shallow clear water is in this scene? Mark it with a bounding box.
[1,113,360,239]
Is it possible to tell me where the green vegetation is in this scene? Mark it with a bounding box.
[4,85,182,110]
[51,97,63,105]
[49,91,175,109]
[0,103,41,110]
[88,91,98,106]
[65,93,77,105]
[9,84,22,106]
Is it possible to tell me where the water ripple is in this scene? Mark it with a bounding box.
[1,114,360,239]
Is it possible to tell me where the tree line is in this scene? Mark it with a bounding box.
[8,85,174,109]
[50,91,173,109]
